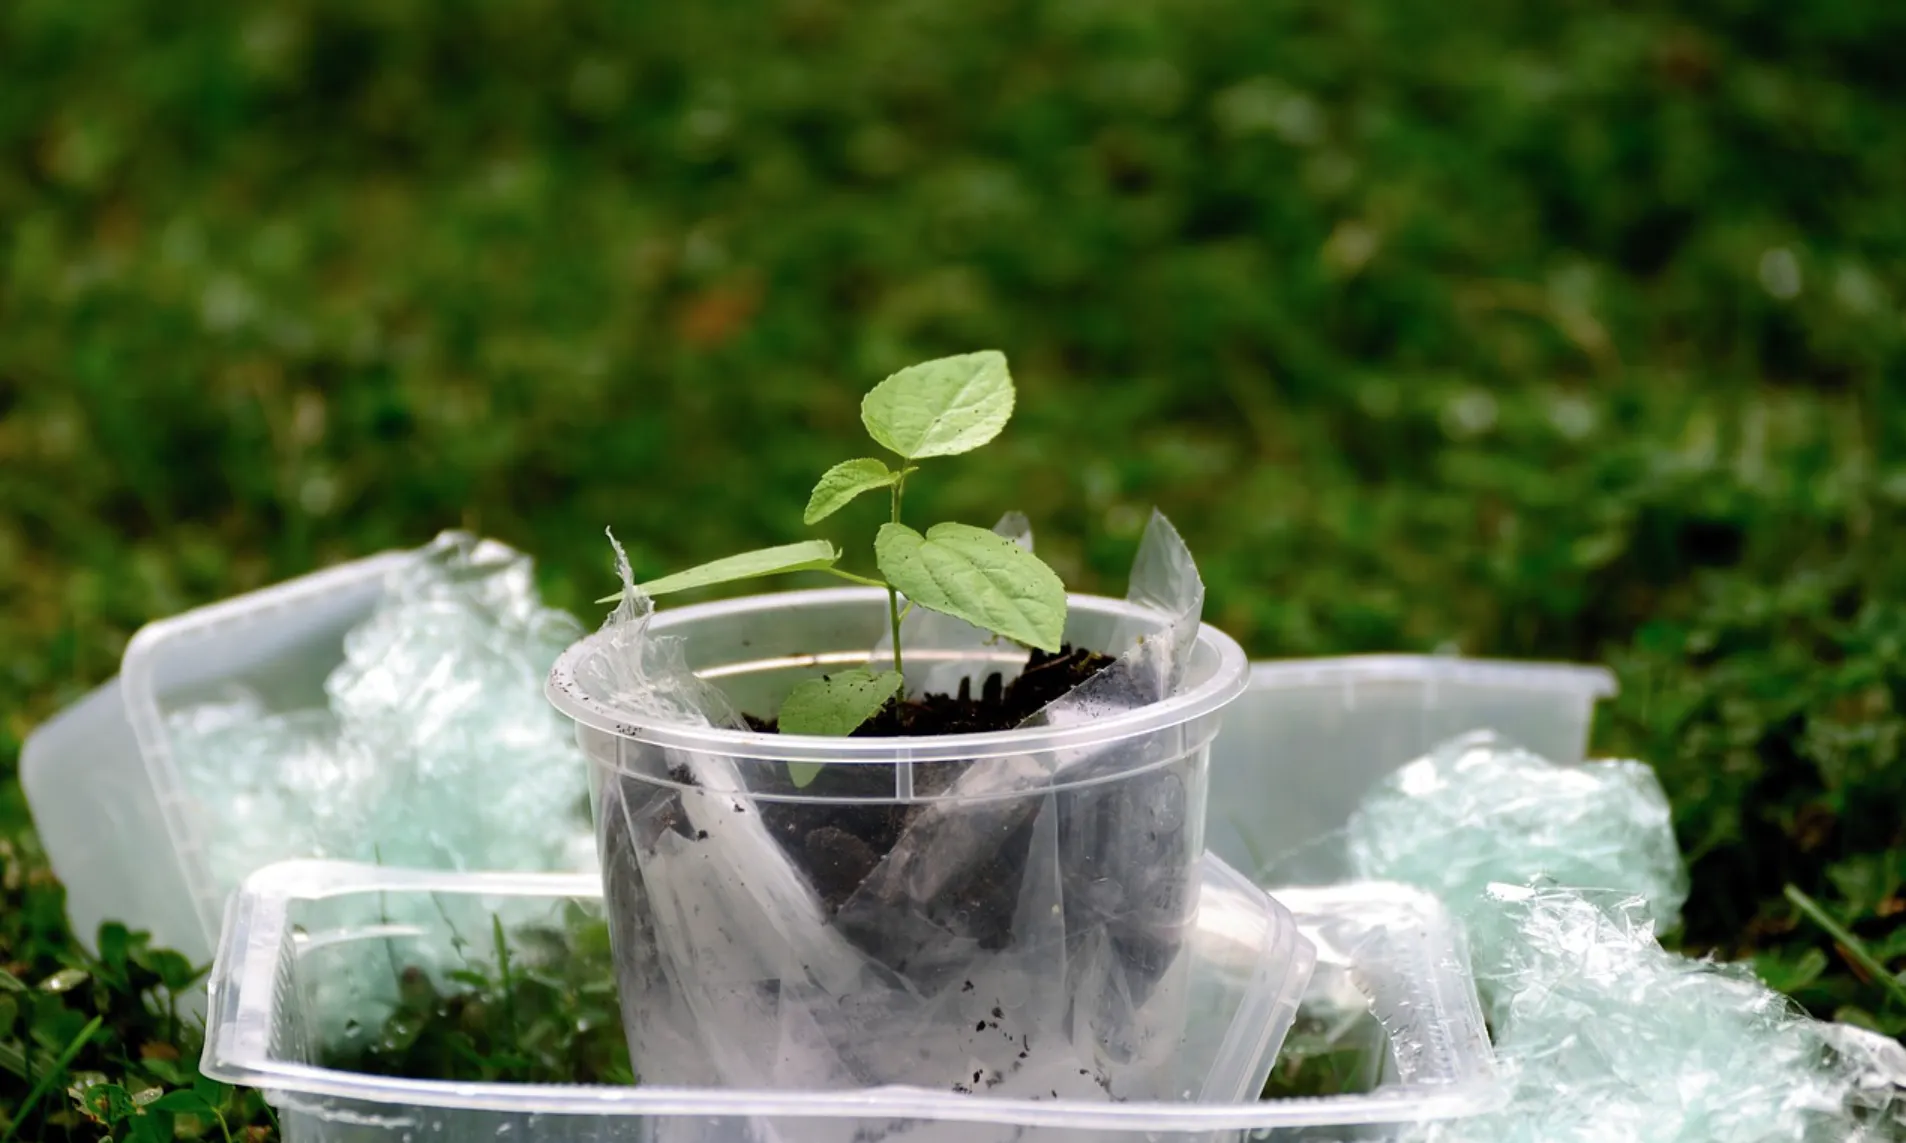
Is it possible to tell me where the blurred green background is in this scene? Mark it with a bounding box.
[3,0,1904,1133]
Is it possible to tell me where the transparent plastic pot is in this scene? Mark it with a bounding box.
[546,587,1253,1104]
[1205,656,1617,885]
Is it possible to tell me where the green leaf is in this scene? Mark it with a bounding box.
[875,522,1066,652]
[131,947,202,992]
[95,924,133,980]
[78,1082,136,1125]
[37,968,87,994]
[597,540,840,602]
[151,1090,213,1114]
[1754,946,1828,993]
[0,969,24,992]
[777,668,903,747]
[803,458,902,524]
[860,350,1014,460]
[192,1075,229,1108]
[129,1113,172,1143]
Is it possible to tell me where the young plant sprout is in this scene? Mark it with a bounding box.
[602,351,1067,745]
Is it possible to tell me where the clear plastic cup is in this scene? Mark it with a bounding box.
[546,587,1252,1103]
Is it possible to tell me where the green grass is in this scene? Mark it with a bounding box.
[4,0,1905,1135]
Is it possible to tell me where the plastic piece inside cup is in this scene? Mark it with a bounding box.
[838,511,1210,1054]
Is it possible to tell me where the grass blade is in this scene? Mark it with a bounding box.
[1783,885,1906,1010]
[1,1015,102,1143]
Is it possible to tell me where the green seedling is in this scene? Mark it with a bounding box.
[602,351,1068,756]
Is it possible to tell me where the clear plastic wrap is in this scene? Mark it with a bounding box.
[1343,732,1906,1143]
[1346,729,1688,933]
[546,513,1263,1133]
[1405,885,1906,1143]
[167,532,594,886]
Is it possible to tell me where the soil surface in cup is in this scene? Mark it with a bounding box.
[735,645,1116,915]
[743,644,1117,738]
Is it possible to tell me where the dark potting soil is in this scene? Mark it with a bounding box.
[741,645,1116,914]
[744,644,1118,738]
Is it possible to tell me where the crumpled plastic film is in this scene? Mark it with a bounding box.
[167,532,596,1048]
[582,529,745,730]
[1405,885,1906,1143]
[1346,730,1688,933]
[169,531,594,885]
[584,510,1229,1130]
[1342,732,1906,1143]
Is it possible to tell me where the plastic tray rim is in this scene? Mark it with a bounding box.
[203,861,1502,1133]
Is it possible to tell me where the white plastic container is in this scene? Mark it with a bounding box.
[19,553,411,961]
[18,677,207,959]
[548,587,1254,1103]
[201,859,1500,1143]
[1206,656,1617,884]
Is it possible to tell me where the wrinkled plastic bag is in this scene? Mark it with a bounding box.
[1343,732,1906,1143]
[586,511,1215,1125]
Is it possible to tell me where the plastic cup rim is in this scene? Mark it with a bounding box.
[545,586,1250,765]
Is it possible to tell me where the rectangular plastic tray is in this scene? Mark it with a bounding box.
[1206,655,1616,884]
[202,859,1494,1142]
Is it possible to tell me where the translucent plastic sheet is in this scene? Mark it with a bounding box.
[582,512,1237,1135]
[169,531,595,885]
[1346,730,1688,933]
[1344,733,1906,1143]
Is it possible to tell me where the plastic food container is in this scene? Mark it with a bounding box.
[547,587,1253,1102]
[20,553,412,960]
[203,860,1505,1142]
[201,854,1324,1143]
[1206,656,1617,884]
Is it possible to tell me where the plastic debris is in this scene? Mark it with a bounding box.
[1406,885,1906,1143]
[169,532,596,891]
[1343,732,1906,1143]
[1346,730,1688,933]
